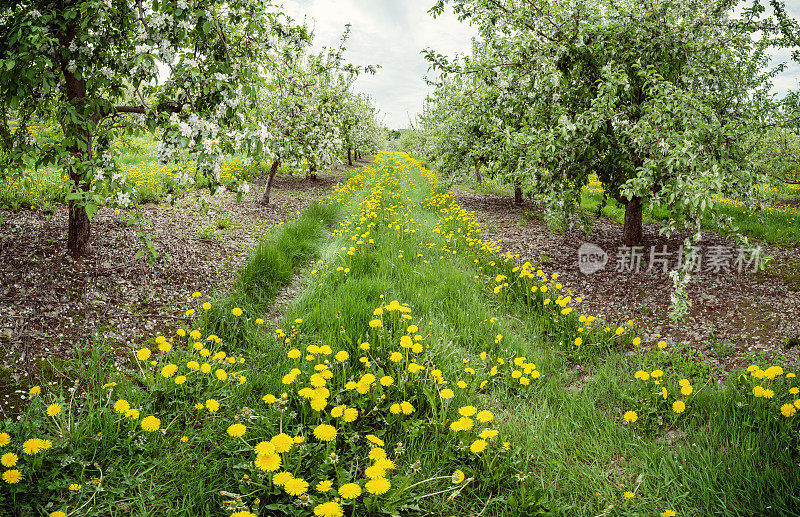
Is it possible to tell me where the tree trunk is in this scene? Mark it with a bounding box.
[67,173,91,258]
[260,160,280,205]
[514,182,523,205]
[308,162,317,181]
[475,160,483,184]
[60,24,92,258]
[347,148,353,166]
[623,195,643,246]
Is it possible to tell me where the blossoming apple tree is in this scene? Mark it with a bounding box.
[0,0,382,258]
[423,0,799,316]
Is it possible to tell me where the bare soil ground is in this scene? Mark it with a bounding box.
[0,164,368,398]
[453,188,800,369]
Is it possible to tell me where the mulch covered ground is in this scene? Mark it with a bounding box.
[0,165,360,403]
[453,189,800,369]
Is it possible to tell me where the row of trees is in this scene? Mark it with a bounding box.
[418,0,800,248]
[0,0,384,257]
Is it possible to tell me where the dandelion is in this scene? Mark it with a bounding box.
[161,364,178,378]
[255,441,276,455]
[69,483,82,491]
[141,416,161,432]
[477,410,493,422]
[284,477,310,496]
[335,351,349,362]
[254,453,281,472]
[29,386,41,396]
[339,482,362,499]
[2,470,21,484]
[23,439,46,455]
[175,375,187,385]
[479,429,499,439]
[660,511,676,517]
[470,439,487,453]
[672,400,686,414]
[440,388,454,399]
[343,408,358,422]
[365,434,384,446]
[136,348,152,361]
[50,512,67,517]
[452,469,465,484]
[273,471,294,486]
[124,408,140,420]
[263,394,276,404]
[202,302,211,310]
[205,399,220,412]
[624,411,638,423]
[400,401,414,414]
[227,424,246,437]
[47,403,62,417]
[459,406,477,417]
[314,424,337,442]
[365,477,391,495]
[231,307,243,317]
[368,447,386,460]
[314,501,344,517]
[623,491,634,499]
[781,404,796,417]
[1,453,17,468]
[215,369,228,381]
[271,433,294,453]
[316,480,333,492]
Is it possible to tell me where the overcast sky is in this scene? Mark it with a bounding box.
[283,0,799,130]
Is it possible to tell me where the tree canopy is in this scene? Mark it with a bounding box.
[0,0,383,257]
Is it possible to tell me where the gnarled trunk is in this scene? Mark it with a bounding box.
[514,182,523,205]
[347,148,353,166]
[308,161,317,181]
[260,160,280,205]
[623,195,643,246]
[475,160,483,184]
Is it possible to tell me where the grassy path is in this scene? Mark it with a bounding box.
[3,153,798,516]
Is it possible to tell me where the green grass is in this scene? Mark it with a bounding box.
[2,153,798,516]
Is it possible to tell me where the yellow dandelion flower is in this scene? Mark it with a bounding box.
[141,416,161,432]
[284,477,309,496]
[470,439,487,453]
[338,483,362,499]
[2,469,21,484]
[254,453,281,472]
[365,477,391,495]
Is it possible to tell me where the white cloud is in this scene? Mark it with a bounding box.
[283,0,476,128]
